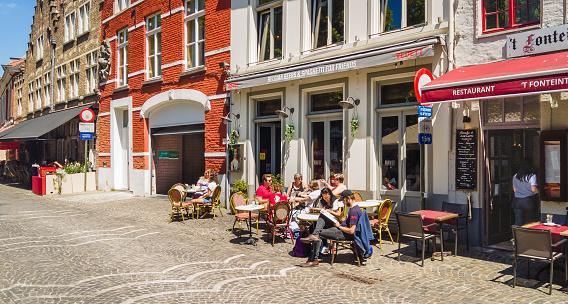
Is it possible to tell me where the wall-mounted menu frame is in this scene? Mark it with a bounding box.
[456,129,477,190]
[539,130,567,202]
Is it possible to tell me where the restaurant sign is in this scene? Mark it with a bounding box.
[507,24,568,58]
[422,73,568,104]
[227,44,435,90]
[158,151,179,159]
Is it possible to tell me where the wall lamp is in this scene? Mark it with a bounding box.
[275,106,294,118]
[462,104,471,123]
[338,97,360,109]
[219,61,230,69]
[221,112,240,124]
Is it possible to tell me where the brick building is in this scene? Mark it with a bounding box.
[98,0,230,197]
[0,0,102,169]
[0,57,25,160]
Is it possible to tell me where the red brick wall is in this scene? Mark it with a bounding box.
[99,0,230,176]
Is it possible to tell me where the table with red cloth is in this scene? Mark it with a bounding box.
[410,210,459,260]
[523,222,568,252]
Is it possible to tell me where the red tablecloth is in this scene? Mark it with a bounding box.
[418,210,456,232]
[527,223,568,252]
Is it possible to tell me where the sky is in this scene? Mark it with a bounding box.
[0,1,35,76]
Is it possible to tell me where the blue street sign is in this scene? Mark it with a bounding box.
[419,133,432,145]
[80,132,93,140]
[418,106,432,118]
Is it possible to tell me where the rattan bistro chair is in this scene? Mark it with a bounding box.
[267,201,292,246]
[395,212,438,267]
[230,193,258,236]
[210,185,223,219]
[352,191,363,202]
[167,188,192,223]
[512,226,567,295]
[370,199,394,248]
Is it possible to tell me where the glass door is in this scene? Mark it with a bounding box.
[311,119,343,181]
[256,122,281,182]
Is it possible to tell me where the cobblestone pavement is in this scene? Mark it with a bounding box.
[0,184,567,303]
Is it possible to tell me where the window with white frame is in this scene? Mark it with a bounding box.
[65,12,76,42]
[35,78,42,109]
[36,35,44,59]
[115,0,130,13]
[44,72,51,106]
[17,88,22,116]
[117,28,129,86]
[86,51,98,93]
[146,14,162,78]
[28,82,34,111]
[257,0,282,61]
[185,0,205,69]
[381,0,425,32]
[78,1,91,35]
[69,59,80,98]
[311,0,344,49]
[57,66,66,102]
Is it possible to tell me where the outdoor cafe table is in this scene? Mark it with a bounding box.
[522,222,568,251]
[297,213,319,222]
[410,210,459,261]
[358,200,384,210]
[235,204,264,240]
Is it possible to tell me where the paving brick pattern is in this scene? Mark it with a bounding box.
[0,184,566,303]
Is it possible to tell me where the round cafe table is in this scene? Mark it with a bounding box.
[357,200,384,210]
[235,204,264,239]
[297,213,319,222]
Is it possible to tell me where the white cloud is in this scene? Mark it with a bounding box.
[0,3,17,8]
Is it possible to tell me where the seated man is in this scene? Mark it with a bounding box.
[300,190,362,267]
[256,174,272,211]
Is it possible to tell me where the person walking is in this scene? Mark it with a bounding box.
[512,158,538,227]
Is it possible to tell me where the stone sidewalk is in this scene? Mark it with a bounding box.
[0,185,566,303]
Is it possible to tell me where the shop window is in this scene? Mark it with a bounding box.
[382,0,425,32]
[483,0,540,33]
[379,82,417,106]
[309,90,343,112]
[311,120,343,180]
[117,29,129,86]
[185,0,206,69]
[257,1,282,61]
[311,0,344,49]
[484,96,540,125]
[256,98,281,117]
[539,130,567,201]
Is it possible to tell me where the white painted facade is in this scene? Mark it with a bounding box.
[228,0,456,216]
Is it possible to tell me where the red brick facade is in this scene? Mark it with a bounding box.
[99,0,230,194]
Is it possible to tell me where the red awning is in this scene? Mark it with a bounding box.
[0,142,20,150]
[421,52,568,104]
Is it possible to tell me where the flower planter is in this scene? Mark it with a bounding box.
[86,172,96,191]
[71,173,85,193]
[59,175,73,194]
[45,175,58,195]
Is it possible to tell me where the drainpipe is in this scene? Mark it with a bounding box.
[50,38,56,112]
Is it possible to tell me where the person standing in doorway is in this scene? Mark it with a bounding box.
[512,158,538,226]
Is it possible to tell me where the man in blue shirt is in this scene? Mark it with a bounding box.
[300,190,362,267]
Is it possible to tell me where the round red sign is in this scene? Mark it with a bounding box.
[414,68,434,105]
[80,108,95,123]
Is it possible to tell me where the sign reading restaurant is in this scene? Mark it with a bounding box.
[227,43,435,90]
[507,24,568,58]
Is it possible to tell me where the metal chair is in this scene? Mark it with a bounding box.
[167,188,192,223]
[395,212,438,267]
[230,192,258,236]
[370,199,394,248]
[267,201,292,246]
[441,201,469,253]
[512,226,567,295]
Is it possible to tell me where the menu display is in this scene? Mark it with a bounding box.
[456,129,477,190]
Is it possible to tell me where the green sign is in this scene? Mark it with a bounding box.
[158,151,179,159]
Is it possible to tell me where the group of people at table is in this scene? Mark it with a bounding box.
[254,173,368,267]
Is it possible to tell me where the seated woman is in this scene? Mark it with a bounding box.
[292,180,321,211]
[191,172,219,208]
[286,173,309,197]
[320,173,347,196]
[192,169,212,198]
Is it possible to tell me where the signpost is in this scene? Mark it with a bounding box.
[415,69,434,209]
[79,108,95,191]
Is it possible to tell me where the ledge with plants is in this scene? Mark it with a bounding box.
[49,161,96,195]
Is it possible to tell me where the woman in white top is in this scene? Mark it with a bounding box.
[191,172,219,205]
[512,158,538,226]
[320,173,347,196]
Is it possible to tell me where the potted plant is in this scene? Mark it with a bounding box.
[350,118,359,137]
[285,125,295,143]
[231,179,248,198]
[229,130,239,146]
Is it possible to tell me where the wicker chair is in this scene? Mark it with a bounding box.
[230,192,258,236]
[369,199,394,248]
[512,226,567,295]
[353,191,363,202]
[267,201,292,246]
[167,188,192,223]
[210,185,223,219]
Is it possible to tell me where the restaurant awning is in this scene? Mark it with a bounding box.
[421,52,568,104]
[0,105,92,142]
[226,37,439,90]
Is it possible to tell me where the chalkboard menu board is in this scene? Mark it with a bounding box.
[456,129,477,190]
